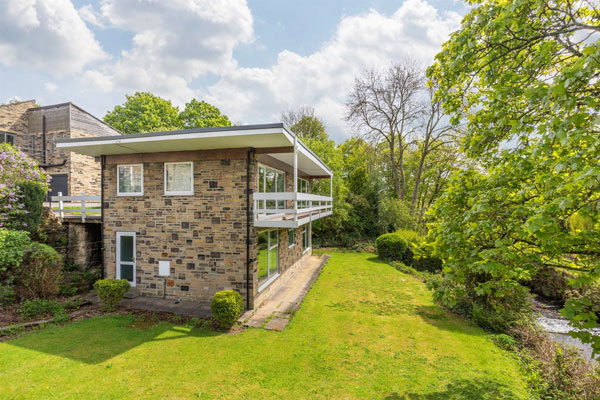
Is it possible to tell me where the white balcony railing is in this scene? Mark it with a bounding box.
[253,192,333,228]
[50,192,101,223]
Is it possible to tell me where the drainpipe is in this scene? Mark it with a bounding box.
[246,147,255,310]
[100,155,106,280]
[42,115,47,165]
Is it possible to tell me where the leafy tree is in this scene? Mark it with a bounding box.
[282,107,328,142]
[346,61,422,201]
[180,99,231,129]
[427,0,600,353]
[104,92,181,134]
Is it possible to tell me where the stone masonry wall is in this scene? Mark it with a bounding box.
[103,153,257,307]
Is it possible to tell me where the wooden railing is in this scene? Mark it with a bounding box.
[253,192,333,228]
[50,192,101,223]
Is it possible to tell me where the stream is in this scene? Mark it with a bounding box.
[532,297,598,363]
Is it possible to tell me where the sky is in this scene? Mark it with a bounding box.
[0,0,467,142]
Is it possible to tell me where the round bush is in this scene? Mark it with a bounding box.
[211,290,243,329]
[376,232,413,265]
[19,242,62,299]
[93,279,130,311]
[0,229,31,281]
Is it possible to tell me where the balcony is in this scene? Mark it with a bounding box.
[253,192,333,228]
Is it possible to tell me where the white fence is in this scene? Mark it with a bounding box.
[50,192,101,223]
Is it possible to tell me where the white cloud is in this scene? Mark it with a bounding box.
[44,82,58,92]
[78,4,105,28]
[83,0,254,105]
[205,0,462,141]
[0,0,107,75]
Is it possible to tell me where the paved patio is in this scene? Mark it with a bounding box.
[241,254,330,331]
[85,292,211,317]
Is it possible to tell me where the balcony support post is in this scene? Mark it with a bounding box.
[293,136,298,225]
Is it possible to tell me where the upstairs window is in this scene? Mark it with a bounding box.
[30,136,36,155]
[117,164,144,196]
[0,132,15,146]
[298,178,309,209]
[258,164,285,209]
[165,162,194,195]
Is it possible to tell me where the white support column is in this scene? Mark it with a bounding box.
[293,137,298,224]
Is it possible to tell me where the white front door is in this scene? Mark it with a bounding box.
[116,232,136,286]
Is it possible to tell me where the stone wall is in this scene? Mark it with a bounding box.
[102,150,257,307]
[0,100,35,137]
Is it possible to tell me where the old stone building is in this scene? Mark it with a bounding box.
[59,124,333,310]
[0,100,121,196]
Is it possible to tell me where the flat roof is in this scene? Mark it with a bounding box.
[57,123,332,177]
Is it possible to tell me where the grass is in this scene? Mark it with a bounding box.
[0,252,531,399]
[52,205,101,215]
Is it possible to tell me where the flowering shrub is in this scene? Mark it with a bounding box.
[0,143,49,231]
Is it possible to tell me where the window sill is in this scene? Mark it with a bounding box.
[163,192,194,196]
[117,193,144,197]
[258,273,280,293]
[302,246,311,255]
[288,243,296,249]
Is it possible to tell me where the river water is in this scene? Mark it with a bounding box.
[532,297,598,363]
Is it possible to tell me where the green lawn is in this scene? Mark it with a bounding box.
[0,252,531,399]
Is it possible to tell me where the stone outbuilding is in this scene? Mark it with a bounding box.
[0,100,121,196]
[58,124,333,310]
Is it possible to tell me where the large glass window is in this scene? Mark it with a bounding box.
[165,162,194,195]
[117,164,143,196]
[288,228,295,247]
[258,164,285,209]
[0,132,15,146]
[298,178,309,208]
[257,229,279,289]
[302,225,310,252]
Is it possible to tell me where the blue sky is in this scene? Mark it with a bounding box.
[0,0,466,142]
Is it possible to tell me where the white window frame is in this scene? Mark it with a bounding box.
[288,228,295,248]
[302,224,311,254]
[258,229,280,292]
[258,163,286,210]
[164,161,194,196]
[116,232,136,286]
[117,164,144,197]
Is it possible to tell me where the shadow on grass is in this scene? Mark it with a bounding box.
[3,315,221,364]
[385,377,516,399]
[414,305,483,336]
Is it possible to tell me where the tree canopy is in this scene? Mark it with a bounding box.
[104,92,231,134]
[427,0,600,353]
[179,99,231,129]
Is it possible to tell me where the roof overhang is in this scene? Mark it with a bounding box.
[57,123,332,177]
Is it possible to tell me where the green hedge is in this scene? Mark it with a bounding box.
[211,290,243,329]
[19,242,62,299]
[93,279,130,311]
[17,182,46,234]
[0,229,31,280]
[376,229,443,273]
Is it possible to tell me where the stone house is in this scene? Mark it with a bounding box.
[0,100,121,196]
[58,124,333,310]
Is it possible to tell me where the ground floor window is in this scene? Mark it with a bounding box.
[116,232,136,286]
[258,229,279,289]
[288,228,295,247]
[302,225,310,252]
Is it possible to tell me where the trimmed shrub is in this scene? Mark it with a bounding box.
[93,279,130,311]
[19,242,62,299]
[0,229,31,281]
[15,181,46,233]
[211,290,243,329]
[376,229,422,265]
[0,284,15,307]
[376,233,412,264]
[18,298,62,318]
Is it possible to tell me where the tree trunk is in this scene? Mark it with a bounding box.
[398,149,406,201]
[411,149,427,211]
[389,144,402,200]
